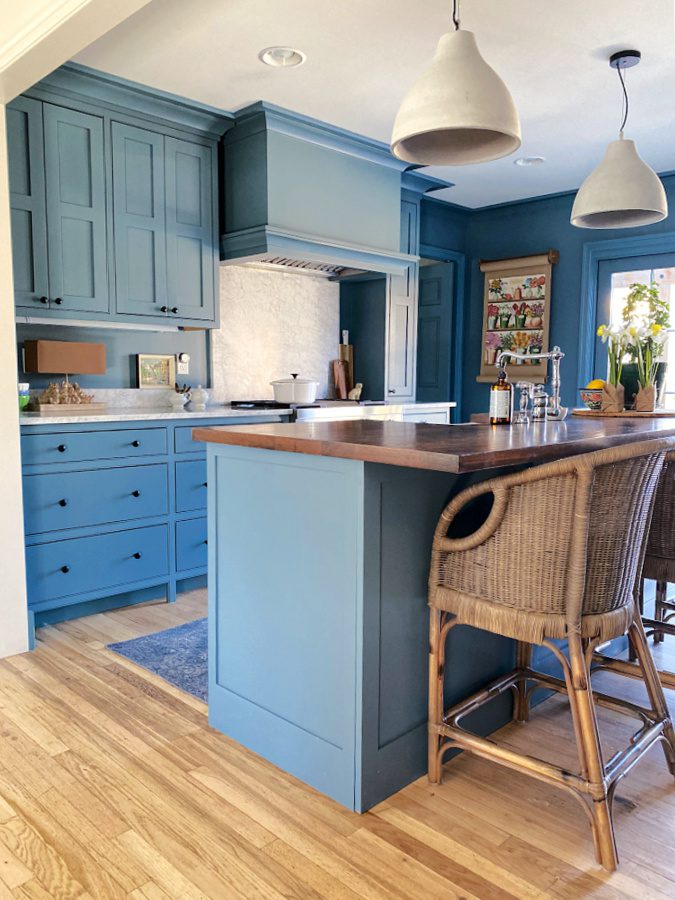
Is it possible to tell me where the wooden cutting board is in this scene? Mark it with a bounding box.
[573,408,675,418]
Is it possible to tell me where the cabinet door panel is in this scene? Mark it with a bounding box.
[165,138,215,321]
[385,268,417,401]
[416,262,454,403]
[7,97,49,309]
[112,123,168,316]
[43,104,108,313]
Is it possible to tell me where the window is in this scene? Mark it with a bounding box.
[608,267,675,407]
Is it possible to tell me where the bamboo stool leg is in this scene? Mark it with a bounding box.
[631,580,645,659]
[514,641,532,722]
[428,608,444,783]
[654,580,668,644]
[628,613,675,775]
[567,634,619,871]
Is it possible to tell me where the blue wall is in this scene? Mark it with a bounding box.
[17,324,210,390]
[423,175,675,417]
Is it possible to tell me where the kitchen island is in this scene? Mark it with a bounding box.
[194,417,675,812]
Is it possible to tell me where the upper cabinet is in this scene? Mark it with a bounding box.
[7,66,225,329]
[43,105,108,315]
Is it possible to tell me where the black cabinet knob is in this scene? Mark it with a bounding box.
[133,552,142,560]
[131,490,141,498]
[57,444,67,453]
[160,306,168,313]
[60,565,70,574]
[203,539,208,545]
[202,482,208,488]
[54,297,63,305]
[131,440,141,448]
[171,307,179,314]
[39,296,48,305]
[58,498,68,507]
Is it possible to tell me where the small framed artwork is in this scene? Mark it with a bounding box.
[137,353,176,390]
[477,250,559,383]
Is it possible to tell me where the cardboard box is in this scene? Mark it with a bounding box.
[23,340,106,375]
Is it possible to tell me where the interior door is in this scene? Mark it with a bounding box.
[112,122,168,317]
[416,262,455,403]
[43,104,108,314]
[165,138,215,321]
[7,97,49,310]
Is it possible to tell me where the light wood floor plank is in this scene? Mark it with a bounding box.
[0,589,671,899]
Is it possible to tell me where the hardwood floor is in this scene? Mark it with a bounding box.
[0,591,673,899]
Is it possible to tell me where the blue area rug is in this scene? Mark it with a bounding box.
[107,618,208,701]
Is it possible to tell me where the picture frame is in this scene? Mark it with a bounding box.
[477,250,559,383]
[136,353,176,390]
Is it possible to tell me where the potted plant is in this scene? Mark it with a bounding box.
[513,302,526,328]
[619,282,669,411]
[597,324,629,412]
[487,303,499,330]
[498,306,512,329]
[484,330,501,365]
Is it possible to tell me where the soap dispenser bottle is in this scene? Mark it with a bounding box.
[489,367,513,425]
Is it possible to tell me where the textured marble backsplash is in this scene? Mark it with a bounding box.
[211,265,340,400]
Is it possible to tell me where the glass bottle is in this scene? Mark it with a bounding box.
[489,367,513,425]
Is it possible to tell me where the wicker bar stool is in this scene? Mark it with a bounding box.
[428,438,675,871]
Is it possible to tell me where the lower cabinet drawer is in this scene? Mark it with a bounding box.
[22,427,167,466]
[175,517,207,572]
[23,464,168,535]
[402,410,450,424]
[26,524,169,607]
[175,459,207,513]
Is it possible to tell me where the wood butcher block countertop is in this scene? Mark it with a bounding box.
[193,417,675,474]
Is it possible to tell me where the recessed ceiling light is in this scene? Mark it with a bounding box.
[514,156,546,167]
[258,47,306,68]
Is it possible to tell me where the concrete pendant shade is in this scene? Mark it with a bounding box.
[391,29,521,166]
[571,137,668,228]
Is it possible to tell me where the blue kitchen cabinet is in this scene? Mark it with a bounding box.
[112,123,168,318]
[8,65,223,327]
[416,262,455,403]
[165,137,216,321]
[20,414,287,646]
[7,97,49,311]
[43,104,108,315]
[8,100,108,315]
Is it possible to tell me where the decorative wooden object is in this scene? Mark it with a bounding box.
[427,438,675,871]
[574,408,675,418]
[477,250,559,383]
[332,359,349,399]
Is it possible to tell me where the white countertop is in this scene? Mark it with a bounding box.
[19,406,294,426]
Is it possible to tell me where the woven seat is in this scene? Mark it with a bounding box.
[428,438,675,871]
[643,452,675,659]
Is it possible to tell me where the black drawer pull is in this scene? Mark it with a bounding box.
[133,552,142,560]
[203,539,208,545]
[58,498,68,507]
[171,307,179,314]
[60,565,70,574]
[160,306,168,313]
[131,490,141,498]
[57,444,67,453]
[131,440,141,448]
[54,297,63,305]
[202,482,208,487]
[39,296,48,305]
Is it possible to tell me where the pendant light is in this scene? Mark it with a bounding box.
[571,50,667,229]
[390,0,521,166]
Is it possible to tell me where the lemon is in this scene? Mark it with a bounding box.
[586,379,605,389]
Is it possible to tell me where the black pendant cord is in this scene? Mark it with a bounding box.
[452,0,460,31]
[617,64,629,135]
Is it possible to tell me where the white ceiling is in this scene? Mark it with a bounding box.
[74,0,675,208]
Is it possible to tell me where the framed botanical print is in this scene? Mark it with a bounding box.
[477,250,559,382]
[136,353,176,389]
